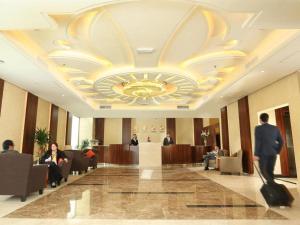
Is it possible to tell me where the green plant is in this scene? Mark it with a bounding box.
[80,139,90,151]
[34,128,50,156]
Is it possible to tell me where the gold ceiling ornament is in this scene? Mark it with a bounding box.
[93,70,200,105]
[113,80,176,98]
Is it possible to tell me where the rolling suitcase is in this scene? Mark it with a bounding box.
[254,163,294,207]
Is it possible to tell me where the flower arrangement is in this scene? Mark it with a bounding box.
[201,130,210,146]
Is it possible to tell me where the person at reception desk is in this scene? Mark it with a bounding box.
[130,134,139,146]
[163,133,174,146]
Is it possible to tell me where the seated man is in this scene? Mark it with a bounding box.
[130,134,139,146]
[203,146,221,170]
[1,140,19,154]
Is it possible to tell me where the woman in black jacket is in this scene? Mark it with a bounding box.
[40,142,68,188]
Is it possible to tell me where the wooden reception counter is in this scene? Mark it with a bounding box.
[93,144,139,165]
[161,144,193,164]
[94,144,212,166]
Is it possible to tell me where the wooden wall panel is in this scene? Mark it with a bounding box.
[166,118,176,144]
[275,106,290,176]
[238,96,254,174]
[122,118,131,145]
[65,111,72,145]
[221,106,230,152]
[22,93,38,154]
[94,118,105,145]
[0,79,4,115]
[193,118,203,145]
[49,104,59,143]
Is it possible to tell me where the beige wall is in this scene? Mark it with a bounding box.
[176,118,194,145]
[0,82,27,151]
[0,79,69,153]
[57,107,67,149]
[34,98,51,156]
[104,118,122,145]
[132,118,166,143]
[79,117,93,147]
[227,101,241,154]
[248,72,300,182]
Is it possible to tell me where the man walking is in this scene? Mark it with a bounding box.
[254,113,283,184]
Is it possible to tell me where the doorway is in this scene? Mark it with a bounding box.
[275,106,297,178]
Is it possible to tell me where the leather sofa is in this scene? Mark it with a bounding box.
[0,153,48,202]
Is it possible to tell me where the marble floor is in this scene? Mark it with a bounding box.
[0,165,299,225]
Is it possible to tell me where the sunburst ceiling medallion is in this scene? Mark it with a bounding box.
[92,70,202,105]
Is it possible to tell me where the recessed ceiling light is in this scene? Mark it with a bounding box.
[0,60,4,64]
[62,94,65,97]
[261,70,265,73]
[220,96,223,98]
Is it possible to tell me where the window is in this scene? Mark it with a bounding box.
[71,116,80,149]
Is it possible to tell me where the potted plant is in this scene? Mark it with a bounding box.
[80,139,90,152]
[34,128,50,161]
[201,130,210,146]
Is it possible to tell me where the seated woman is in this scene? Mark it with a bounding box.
[40,142,68,188]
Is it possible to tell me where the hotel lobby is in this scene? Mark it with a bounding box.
[0,0,300,224]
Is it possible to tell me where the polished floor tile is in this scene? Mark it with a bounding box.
[4,166,286,220]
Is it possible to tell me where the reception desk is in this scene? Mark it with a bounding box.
[93,144,210,166]
[191,145,212,163]
[93,145,138,165]
[161,144,192,164]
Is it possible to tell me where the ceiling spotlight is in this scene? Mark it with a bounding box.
[261,70,265,73]
[62,94,65,97]
[0,60,4,64]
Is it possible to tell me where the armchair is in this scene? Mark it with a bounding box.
[59,151,73,182]
[0,153,48,202]
[219,150,243,175]
[64,150,89,174]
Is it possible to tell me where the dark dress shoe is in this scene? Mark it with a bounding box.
[204,167,209,170]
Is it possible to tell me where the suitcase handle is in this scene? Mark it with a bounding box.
[253,162,266,185]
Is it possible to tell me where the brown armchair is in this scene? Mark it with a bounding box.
[83,149,99,169]
[64,150,89,174]
[0,153,48,202]
[59,151,74,182]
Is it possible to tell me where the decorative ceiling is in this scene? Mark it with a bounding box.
[3,0,262,110]
[2,0,299,115]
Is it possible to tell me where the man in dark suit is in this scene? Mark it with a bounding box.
[1,140,19,154]
[130,134,139,146]
[163,133,174,146]
[254,113,283,184]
